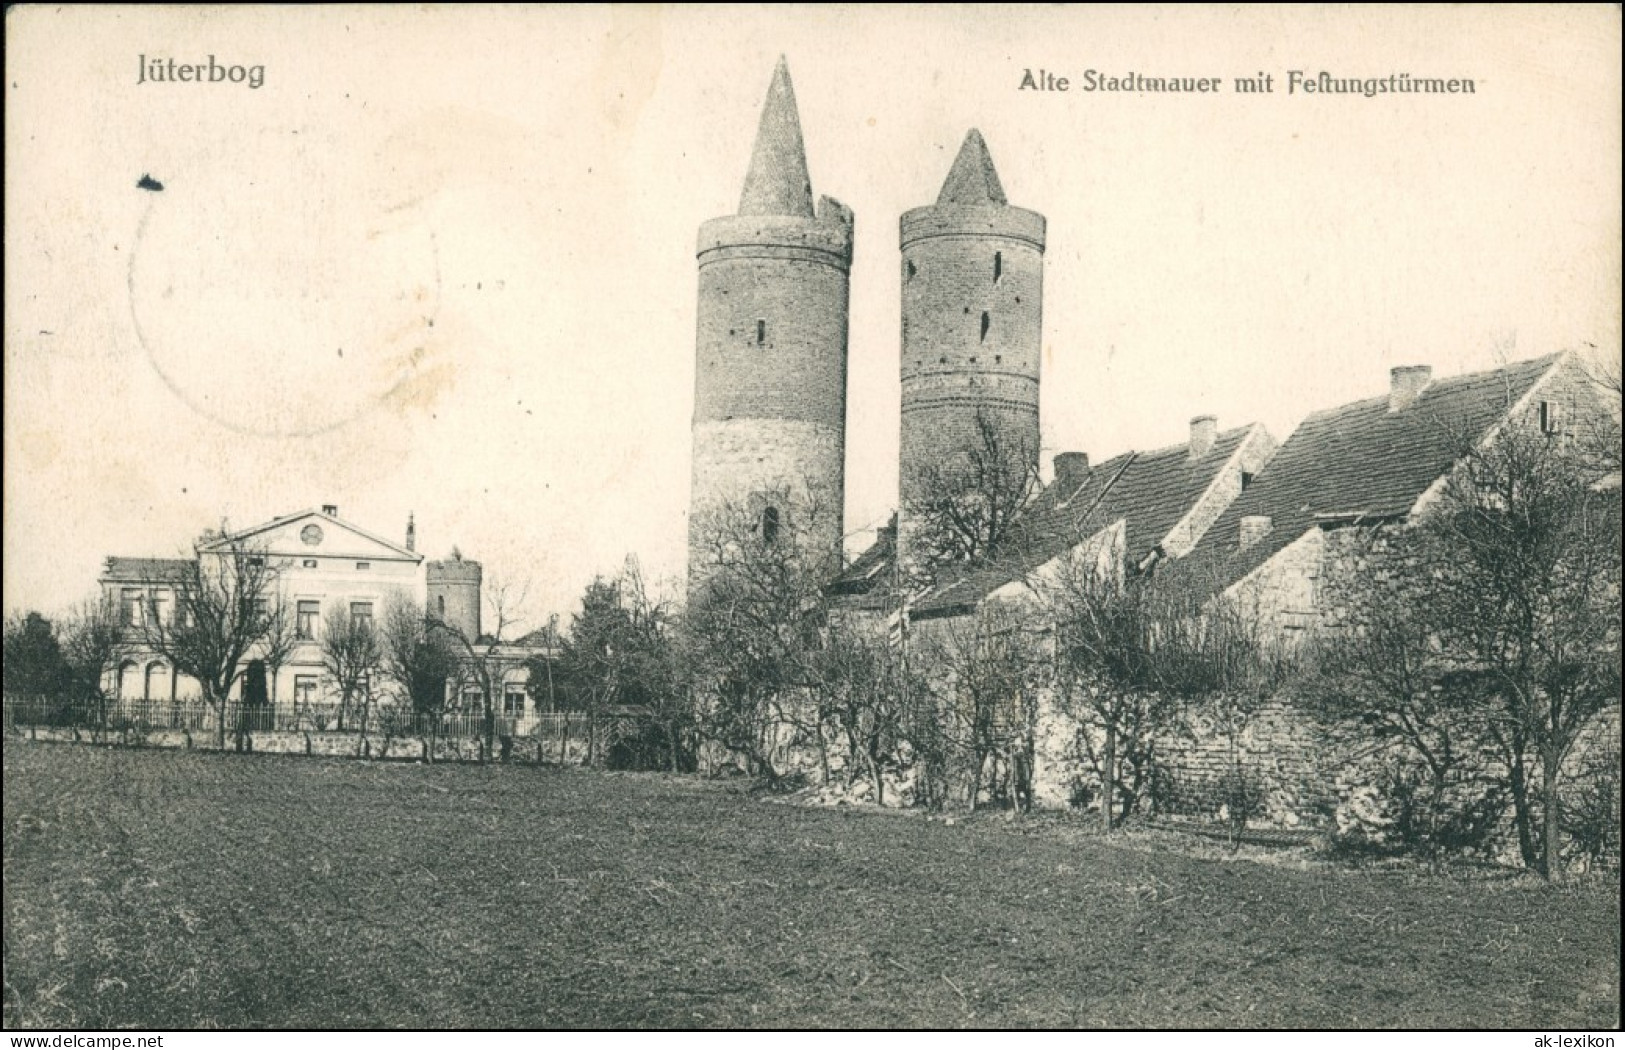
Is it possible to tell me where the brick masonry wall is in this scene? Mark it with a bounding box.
[690,206,851,575]
[899,205,1044,514]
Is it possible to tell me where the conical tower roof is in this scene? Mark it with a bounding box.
[738,57,815,217]
[936,128,1007,206]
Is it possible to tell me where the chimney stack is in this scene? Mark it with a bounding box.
[1054,451,1090,490]
[405,512,416,553]
[1239,515,1273,552]
[321,504,339,517]
[1189,415,1218,460]
[1388,365,1432,412]
[876,513,898,549]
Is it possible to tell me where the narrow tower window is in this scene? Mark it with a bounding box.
[906,259,917,281]
[761,506,781,545]
[980,311,990,342]
[993,251,1002,284]
[756,319,766,346]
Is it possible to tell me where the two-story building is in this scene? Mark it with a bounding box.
[99,505,548,727]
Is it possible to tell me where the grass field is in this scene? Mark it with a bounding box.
[4,743,1619,1029]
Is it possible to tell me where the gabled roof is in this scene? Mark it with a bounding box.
[911,426,1256,617]
[199,508,421,561]
[831,525,897,596]
[1171,352,1566,599]
[102,557,195,583]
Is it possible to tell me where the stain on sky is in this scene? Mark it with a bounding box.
[137,174,164,191]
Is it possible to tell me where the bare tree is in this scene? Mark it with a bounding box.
[322,606,382,734]
[1578,350,1623,475]
[380,597,461,761]
[811,621,917,804]
[902,409,1042,586]
[920,604,1047,812]
[257,592,298,716]
[139,533,280,747]
[1044,555,1178,831]
[1423,419,1622,876]
[1305,526,1502,866]
[684,482,840,784]
[435,575,526,761]
[58,597,125,729]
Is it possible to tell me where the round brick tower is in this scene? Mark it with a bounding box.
[426,557,482,641]
[898,130,1046,565]
[688,57,853,582]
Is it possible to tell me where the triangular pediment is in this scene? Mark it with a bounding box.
[200,509,421,562]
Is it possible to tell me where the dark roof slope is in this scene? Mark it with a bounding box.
[831,525,897,597]
[102,557,195,582]
[912,426,1255,617]
[1171,353,1562,598]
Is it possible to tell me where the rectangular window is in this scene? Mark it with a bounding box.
[756,319,766,346]
[355,561,371,571]
[504,689,526,717]
[121,588,144,626]
[302,559,318,569]
[148,589,170,626]
[350,601,374,632]
[1539,400,1563,435]
[296,600,320,640]
[1241,471,1255,491]
[293,675,319,707]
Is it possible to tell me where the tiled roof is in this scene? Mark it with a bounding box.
[910,426,1256,617]
[1170,353,1564,598]
[102,557,195,582]
[831,526,897,596]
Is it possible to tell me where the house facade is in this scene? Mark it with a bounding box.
[99,506,552,728]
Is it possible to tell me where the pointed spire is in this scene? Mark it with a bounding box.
[936,129,1007,206]
[738,57,815,217]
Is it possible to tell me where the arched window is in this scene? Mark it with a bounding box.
[761,506,781,546]
[144,662,169,702]
[118,660,141,701]
[437,595,446,616]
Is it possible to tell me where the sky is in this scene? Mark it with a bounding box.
[4,5,1620,630]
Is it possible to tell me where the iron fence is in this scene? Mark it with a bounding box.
[3,696,650,747]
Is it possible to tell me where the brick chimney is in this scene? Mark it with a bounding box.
[321,504,339,517]
[1053,451,1090,490]
[877,512,898,550]
[1388,365,1432,413]
[1239,515,1273,552]
[1189,415,1217,460]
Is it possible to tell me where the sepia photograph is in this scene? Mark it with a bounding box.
[3,4,1621,1035]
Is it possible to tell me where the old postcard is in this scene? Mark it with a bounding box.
[4,4,1620,1034]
